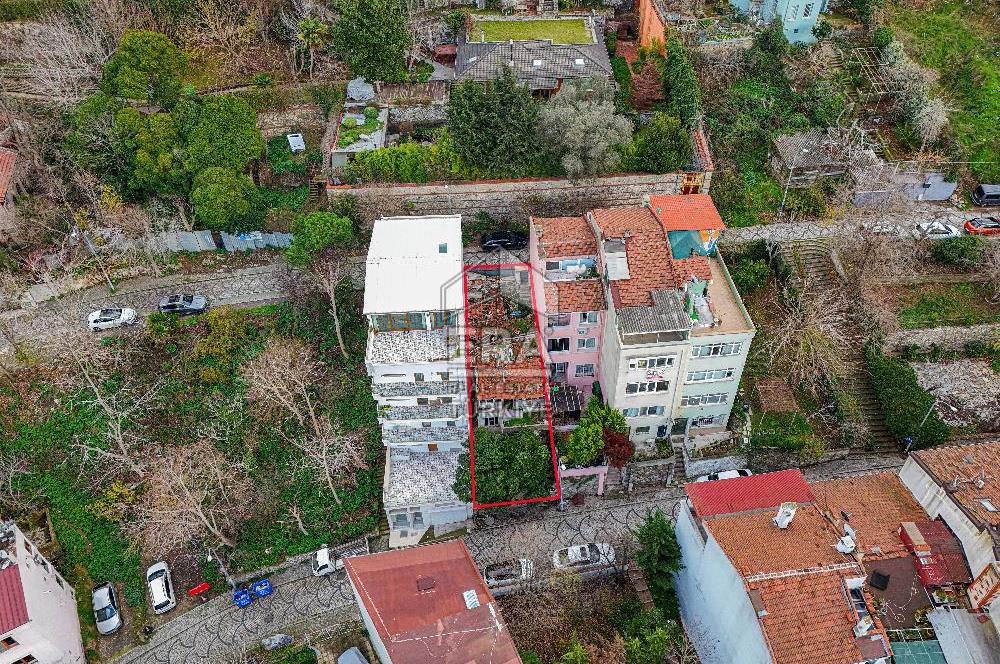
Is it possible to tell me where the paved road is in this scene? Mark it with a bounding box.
[110,453,904,664]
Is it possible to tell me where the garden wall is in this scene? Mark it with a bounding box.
[885,323,1000,353]
[327,171,713,223]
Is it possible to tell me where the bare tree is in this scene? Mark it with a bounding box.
[243,336,324,432]
[0,454,34,510]
[980,242,1000,303]
[311,259,350,361]
[290,419,367,505]
[129,440,255,553]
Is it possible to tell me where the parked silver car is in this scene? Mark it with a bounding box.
[146,562,176,615]
[92,583,123,635]
[484,559,535,589]
[87,308,137,331]
[552,543,615,570]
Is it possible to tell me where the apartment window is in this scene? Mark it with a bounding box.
[417,398,429,405]
[577,337,596,350]
[580,311,598,325]
[686,368,736,383]
[790,5,799,17]
[431,311,458,329]
[628,356,675,370]
[438,372,450,381]
[693,415,718,427]
[548,338,570,352]
[547,314,571,327]
[681,393,729,407]
[575,364,595,377]
[625,381,669,394]
[414,373,425,382]
[551,362,568,377]
[12,657,37,664]
[803,2,813,15]
[692,342,743,358]
[484,416,500,426]
[848,586,870,620]
[438,243,448,254]
[421,422,432,428]
[1,637,19,652]
[428,443,438,452]
[545,261,560,270]
[622,406,665,418]
[635,426,651,434]
[446,420,457,427]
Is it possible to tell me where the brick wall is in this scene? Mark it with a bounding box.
[328,170,712,223]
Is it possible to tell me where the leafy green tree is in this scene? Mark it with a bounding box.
[114,108,186,198]
[930,234,984,268]
[63,93,130,186]
[101,30,186,107]
[557,638,590,664]
[627,112,693,174]
[453,429,555,504]
[447,68,544,178]
[190,167,263,231]
[663,38,700,127]
[635,509,683,615]
[170,94,202,139]
[286,212,353,267]
[184,95,263,175]
[565,398,628,466]
[297,17,331,79]
[538,77,633,177]
[331,0,411,83]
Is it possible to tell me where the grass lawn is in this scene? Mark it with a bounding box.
[889,0,1000,182]
[469,17,593,44]
[896,282,1000,329]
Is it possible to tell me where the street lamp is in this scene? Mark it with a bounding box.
[912,385,958,450]
[778,147,810,218]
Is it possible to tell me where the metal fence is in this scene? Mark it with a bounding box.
[147,231,293,254]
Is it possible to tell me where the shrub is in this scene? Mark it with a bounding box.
[626,112,693,174]
[635,510,682,616]
[812,19,833,39]
[872,25,895,49]
[286,211,353,267]
[453,429,555,504]
[101,30,186,107]
[930,234,984,268]
[566,398,628,466]
[190,167,263,231]
[253,73,274,88]
[267,136,306,176]
[731,259,771,296]
[864,344,950,449]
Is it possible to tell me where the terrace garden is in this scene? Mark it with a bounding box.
[468,17,593,44]
[892,282,1000,329]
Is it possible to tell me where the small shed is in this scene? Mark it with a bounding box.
[770,130,848,188]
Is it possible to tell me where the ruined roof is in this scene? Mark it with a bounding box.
[773,130,848,171]
[344,541,520,664]
[810,472,928,559]
[531,216,597,258]
[543,280,604,314]
[455,39,612,90]
[686,469,816,519]
[911,440,1000,528]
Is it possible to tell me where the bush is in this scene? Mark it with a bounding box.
[731,259,771,296]
[930,234,984,268]
[267,135,306,176]
[872,25,895,49]
[751,411,818,451]
[626,112,693,174]
[190,167,263,231]
[453,429,555,504]
[566,398,628,466]
[864,344,950,449]
[635,510,682,617]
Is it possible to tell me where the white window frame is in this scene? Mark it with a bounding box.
[622,406,665,418]
[548,337,570,352]
[681,393,729,407]
[580,311,599,325]
[625,381,669,395]
[686,368,736,383]
[577,337,597,350]
[547,314,570,327]
[551,362,568,377]
[575,364,595,377]
[627,355,675,370]
[692,342,743,358]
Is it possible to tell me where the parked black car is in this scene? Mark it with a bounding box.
[158,294,209,315]
[972,184,1000,207]
[481,231,528,251]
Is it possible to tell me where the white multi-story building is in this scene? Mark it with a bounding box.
[363,216,472,548]
[0,521,84,664]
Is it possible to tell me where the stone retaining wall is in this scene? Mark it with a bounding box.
[327,171,712,223]
[885,323,1000,352]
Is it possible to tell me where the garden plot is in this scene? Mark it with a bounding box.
[911,358,1000,427]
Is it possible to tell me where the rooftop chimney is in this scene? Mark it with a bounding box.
[773,502,797,529]
[416,576,436,592]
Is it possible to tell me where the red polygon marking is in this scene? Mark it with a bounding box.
[462,262,561,509]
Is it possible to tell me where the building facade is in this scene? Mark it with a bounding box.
[730,0,827,44]
[363,216,472,548]
[0,521,84,664]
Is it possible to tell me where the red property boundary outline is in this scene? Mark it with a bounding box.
[462,262,561,509]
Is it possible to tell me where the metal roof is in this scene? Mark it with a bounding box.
[686,469,816,518]
[455,39,612,89]
[0,565,29,636]
[616,290,690,334]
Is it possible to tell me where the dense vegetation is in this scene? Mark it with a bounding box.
[453,428,556,504]
[865,344,951,448]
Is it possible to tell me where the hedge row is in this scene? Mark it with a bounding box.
[864,344,950,449]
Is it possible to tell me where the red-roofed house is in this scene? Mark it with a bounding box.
[686,469,815,519]
[344,540,521,664]
[529,195,755,450]
[0,521,84,664]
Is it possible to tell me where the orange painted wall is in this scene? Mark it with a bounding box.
[636,0,667,50]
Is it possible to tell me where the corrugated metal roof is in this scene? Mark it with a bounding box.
[617,290,689,334]
[0,565,29,635]
[686,469,816,518]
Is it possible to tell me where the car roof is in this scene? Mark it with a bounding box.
[149,576,170,603]
[93,584,113,603]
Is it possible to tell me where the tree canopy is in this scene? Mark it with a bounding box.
[564,397,628,467]
[114,107,187,198]
[183,95,263,175]
[453,428,555,504]
[635,510,683,615]
[286,212,354,267]
[627,112,693,174]
[190,167,262,231]
[663,38,701,128]
[331,0,411,83]
[447,68,545,178]
[101,30,186,107]
[538,77,633,178]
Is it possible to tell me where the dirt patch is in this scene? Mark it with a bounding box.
[911,358,1000,428]
[753,377,800,413]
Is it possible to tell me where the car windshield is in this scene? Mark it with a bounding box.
[154,596,171,611]
[96,605,116,621]
[487,564,517,581]
[100,309,121,317]
[182,295,194,303]
[147,569,165,581]
[586,544,600,561]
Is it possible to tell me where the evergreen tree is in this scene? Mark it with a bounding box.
[663,38,701,127]
[101,30,186,107]
[183,95,263,175]
[331,0,411,83]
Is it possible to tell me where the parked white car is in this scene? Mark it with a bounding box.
[552,543,615,570]
[914,221,962,240]
[484,559,535,588]
[146,562,176,614]
[92,583,123,635]
[694,468,754,483]
[87,307,137,331]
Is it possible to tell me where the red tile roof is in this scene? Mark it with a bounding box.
[591,205,676,308]
[543,280,604,314]
[810,472,928,559]
[531,216,597,258]
[750,571,890,664]
[0,565,29,636]
[344,541,521,664]
[901,520,973,587]
[685,469,816,519]
[0,150,17,206]
[648,194,725,232]
[911,440,1000,528]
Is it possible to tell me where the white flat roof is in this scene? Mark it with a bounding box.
[363,216,464,314]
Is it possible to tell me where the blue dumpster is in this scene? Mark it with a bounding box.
[251,579,273,598]
[233,588,254,608]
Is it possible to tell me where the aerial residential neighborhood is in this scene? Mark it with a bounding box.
[0,0,998,662]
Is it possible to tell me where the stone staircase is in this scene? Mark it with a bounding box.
[778,240,896,452]
[604,464,624,495]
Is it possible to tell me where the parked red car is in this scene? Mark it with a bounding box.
[964,217,1000,235]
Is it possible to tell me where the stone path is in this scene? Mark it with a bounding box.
[109,452,904,664]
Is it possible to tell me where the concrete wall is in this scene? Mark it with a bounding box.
[674,504,773,664]
[635,0,667,48]
[328,171,711,223]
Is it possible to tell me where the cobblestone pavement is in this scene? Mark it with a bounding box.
[110,452,904,664]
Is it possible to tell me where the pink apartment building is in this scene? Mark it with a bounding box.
[529,215,606,398]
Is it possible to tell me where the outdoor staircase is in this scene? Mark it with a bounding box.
[778,240,896,452]
[603,465,624,496]
[308,177,326,202]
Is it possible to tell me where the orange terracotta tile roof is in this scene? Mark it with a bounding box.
[911,440,1000,528]
[706,506,851,577]
[531,216,597,258]
[671,256,713,286]
[543,280,604,314]
[591,206,677,308]
[648,194,726,232]
[0,149,16,206]
[750,571,890,664]
[810,472,928,559]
